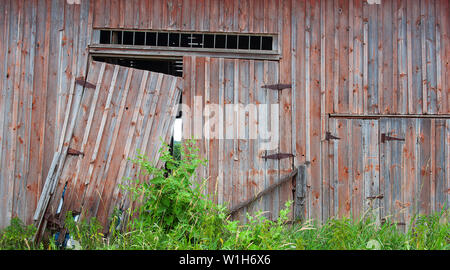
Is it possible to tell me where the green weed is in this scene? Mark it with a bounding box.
[1,141,448,250]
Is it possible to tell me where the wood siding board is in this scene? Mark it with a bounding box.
[430,119,436,212]
[10,0,24,220]
[217,58,224,205]
[324,0,335,116]
[42,0,62,182]
[337,0,349,113]
[348,0,354,114]
[223,58,234,208]
[420,0,428,114]
[329,119,338,219]
[238,0,249,33]
[93,0,104,28]
[11,0,27,222]
[209,0,219,32]
[351,119,363,220]
[238,59,249,222]
[194,0,205,31]
[377,2,383,115]
[333,0,339,114]
[425,0,437,114]
[393,119,404,224]
[382,0,394,114]
[434,119,446,210]
[103,0,110,28]
[336,119,350,217]
[353,0,363,114]
[194,57,206,183]
[446,120,449,210]
[109,0,119,28]
[304,0,312,219]
[392,0,399,114]
[258,60,268,215]
[294,0,306,168]
[404,118,415,227]
[139,72,161,165]
[56,3,73,154]
[310,0,322,221]
[367,3,379,114]
[411,0,424,114]
[208,57,219,203]
[23,2,38,224]
[398,0,408,115]
[253,0,264,33]
[182,56,192,140]
[247,59,257,213]
[440,0,450,113]
[418,118,432,215]
[435,0,442,114]
[0,0,11,229]
[203,0,210,31]
[279,0,292,217]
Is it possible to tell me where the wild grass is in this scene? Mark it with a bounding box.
[1,140,448,250]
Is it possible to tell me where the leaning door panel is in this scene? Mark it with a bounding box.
[45,61,182,231]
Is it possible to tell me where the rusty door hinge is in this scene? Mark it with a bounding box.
[261,153,295,160]
[325,132,341,141]
[75,77,96,89]
[381,133,405,143]
[366,194,384,200]
[261,83,292,91]
[67,148,85,156]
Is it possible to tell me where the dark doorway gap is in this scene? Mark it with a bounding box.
[92,56,183,77]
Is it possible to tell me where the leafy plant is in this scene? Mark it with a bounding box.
[0,218,37,250]
[63,212,105,250]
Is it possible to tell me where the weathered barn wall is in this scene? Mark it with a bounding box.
[0,0,94,228]
[0,0,449,230]
[91,0,450,223]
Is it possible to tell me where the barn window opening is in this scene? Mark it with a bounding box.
[92,56,183,77]
[98,30,274,51]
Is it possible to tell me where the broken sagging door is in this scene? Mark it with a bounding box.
[35,61,182,238]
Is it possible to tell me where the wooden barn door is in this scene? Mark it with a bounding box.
[182,56,286,221]
[35,61,182,236]
[379,118,450,229]
[325,118,380,222]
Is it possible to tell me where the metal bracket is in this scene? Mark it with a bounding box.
[325,132,341,141]
[366,194,384,200]
[75,77,96,89]
[261,83,292,91]
[381,133,405,143]
[261,153,295,160]
[67,148,85,157]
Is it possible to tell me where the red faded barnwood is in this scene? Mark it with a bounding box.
[1,0,449,231]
